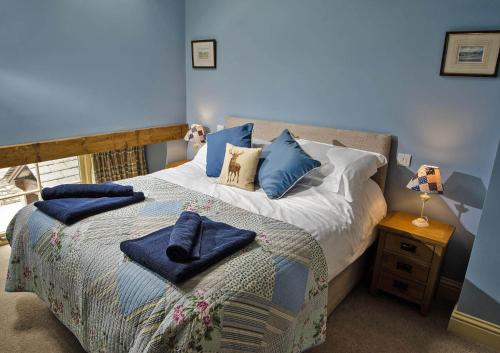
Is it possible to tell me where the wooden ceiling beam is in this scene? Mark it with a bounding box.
[0,123,188,169]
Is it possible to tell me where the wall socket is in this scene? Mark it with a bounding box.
[397,153,412,167]
[216,124,224,131]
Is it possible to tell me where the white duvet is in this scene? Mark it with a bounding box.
[153,156,386,281]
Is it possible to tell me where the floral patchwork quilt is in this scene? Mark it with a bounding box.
[5,176,328,353]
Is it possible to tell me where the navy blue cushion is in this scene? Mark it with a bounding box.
[206,123,253,177]
[257,129,321,199]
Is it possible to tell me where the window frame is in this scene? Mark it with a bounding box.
[0,154,93,245]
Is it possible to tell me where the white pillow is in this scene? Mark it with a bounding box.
[192,143,208,169]
[252,137,271,149]
[297,139,387,202]
[296,139,334,164]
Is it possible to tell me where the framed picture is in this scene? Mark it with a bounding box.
[440,31,500,77]
[191,39,216,69]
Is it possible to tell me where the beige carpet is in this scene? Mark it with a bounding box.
[0,245,496,353]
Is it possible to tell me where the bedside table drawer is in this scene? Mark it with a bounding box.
[379,273,425,302]
[381,253,430,283]
[384,233,434,263]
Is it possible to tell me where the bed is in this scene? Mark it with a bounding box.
[224,117,392,315]
[5,117,391,353]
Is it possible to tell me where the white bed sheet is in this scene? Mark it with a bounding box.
[152,160,387,281]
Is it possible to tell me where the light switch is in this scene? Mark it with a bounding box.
[397,153,412,167]
[216,124,224,131]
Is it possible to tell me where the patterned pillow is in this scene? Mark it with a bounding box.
[218,144,262,191]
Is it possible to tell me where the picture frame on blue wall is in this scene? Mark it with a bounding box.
[192,39,216,69]
[440,31,500,77]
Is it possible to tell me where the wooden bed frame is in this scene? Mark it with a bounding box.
[225,116,392,315]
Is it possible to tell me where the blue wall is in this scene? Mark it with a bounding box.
[1,0,498,284]
[186,0,500,281]
[0,0,186,146]
[457,142,500,325]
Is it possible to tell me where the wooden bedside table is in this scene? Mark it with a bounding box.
[166,159,191,169]
[370,211,455,314]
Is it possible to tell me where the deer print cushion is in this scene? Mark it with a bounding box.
[218,143,262,191]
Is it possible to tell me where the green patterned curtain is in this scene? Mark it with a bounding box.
[92,146,148,183]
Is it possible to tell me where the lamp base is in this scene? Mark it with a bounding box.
[412,217,430,228]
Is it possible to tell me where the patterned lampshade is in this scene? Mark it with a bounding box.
[184,124,206,144]
[406,165,443,194]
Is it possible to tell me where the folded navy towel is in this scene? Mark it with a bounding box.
[166,211,203,262]
[120,216,256,283]
[41,183,134,200]
[34,192,145,225]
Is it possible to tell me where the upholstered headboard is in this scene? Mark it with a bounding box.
[225,116,392,193]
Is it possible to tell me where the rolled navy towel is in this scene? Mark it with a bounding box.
[120,215,256,283]
[41,183,134,200]
[166,211,203,262]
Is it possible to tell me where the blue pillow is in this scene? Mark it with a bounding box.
[206,123,253,177]
[258,129,321,199]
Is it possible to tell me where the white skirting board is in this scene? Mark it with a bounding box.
[437,276,462,303]
[448,307,500,351]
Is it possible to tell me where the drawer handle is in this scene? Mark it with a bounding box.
[400,242,416,253]
[396,262,413,273]
[393,280,408,292]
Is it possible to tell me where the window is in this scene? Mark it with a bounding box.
[0,155,93,241]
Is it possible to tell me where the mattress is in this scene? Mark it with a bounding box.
[152,158,387,281]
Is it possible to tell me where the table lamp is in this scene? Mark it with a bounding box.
[184,124,206,153]
[406,165,443,227]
